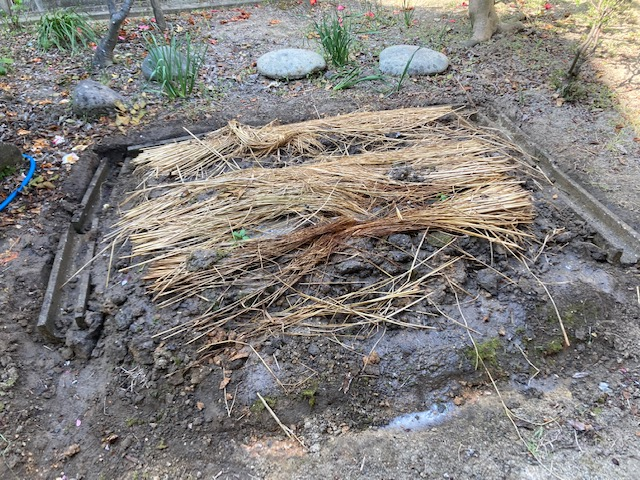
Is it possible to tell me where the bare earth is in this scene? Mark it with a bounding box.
[1,1,640,479]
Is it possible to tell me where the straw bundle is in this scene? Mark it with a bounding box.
[133,106,463,178]
[115,106,534,347]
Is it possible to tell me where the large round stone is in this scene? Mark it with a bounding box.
[72,80,126,115]
[379,45,449,76]
[142,46,189,81]
[0,143,23,172]
[257,48,326,80]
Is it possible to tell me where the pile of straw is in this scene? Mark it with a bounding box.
[115,106,534,348]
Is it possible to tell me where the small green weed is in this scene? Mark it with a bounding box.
[145,31,207,99]
[36,9,97,54]
[315,12,353,67]
[250,396,276,413]
[387,46,421,94]
[332,66,385,90]
[0,164,17,180]
[301,383,318,407]
[526,426,545,456]
[232,229,249,242]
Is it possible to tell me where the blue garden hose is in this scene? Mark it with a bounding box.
[0,154,37,212]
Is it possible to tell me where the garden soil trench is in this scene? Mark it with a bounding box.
[2,108,639,479]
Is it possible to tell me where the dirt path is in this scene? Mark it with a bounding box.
[1,2,639,479]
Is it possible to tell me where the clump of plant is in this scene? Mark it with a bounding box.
[144,31,207,99]
[314,11,353,67]
[0,56,12,75]
[401,0,416,27]
[332,66,385,90]
[36,9,97,53]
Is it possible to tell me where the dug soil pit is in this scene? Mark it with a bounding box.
[2,105,639,479]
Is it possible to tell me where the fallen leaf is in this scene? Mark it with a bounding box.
[196,401,205,410]
[219,376,231,389]
[17,129,30,135]
[269,19,281,25]
[363,350,380,366]
[0,251,19,265]
[61,444,81,459]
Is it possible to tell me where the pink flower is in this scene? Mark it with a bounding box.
[118,35,126,41]
[544,2,553,9]
[337,4,345,10]
[364,11,374,18]
[138,24,151,31]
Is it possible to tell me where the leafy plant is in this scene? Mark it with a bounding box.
[231,229,249,242]
[314,12,353,67]
[144,31,207,99]
[0,57,12,75]
[36,9,97,54]
[0,164,17,180]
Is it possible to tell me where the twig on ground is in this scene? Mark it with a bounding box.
[256,392,305,449]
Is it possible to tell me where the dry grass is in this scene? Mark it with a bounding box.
[113,106,535,349]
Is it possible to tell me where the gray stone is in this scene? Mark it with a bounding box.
[379,45,449,76]
[476,268,500,295]
[72,80,125,115]
[0,143,23,173]
[141,46,189,81]
[257,48,326,80]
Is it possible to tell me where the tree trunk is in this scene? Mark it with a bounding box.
[92,0,136,69]
[0,0,11,17]
[149,0,166,32]
[467,0,499,46]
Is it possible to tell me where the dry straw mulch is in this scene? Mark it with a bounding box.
[114,106,534,350]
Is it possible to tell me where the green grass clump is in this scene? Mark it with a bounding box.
[36,9,96,53]
[145,32,207,99]
[315,13,353,67]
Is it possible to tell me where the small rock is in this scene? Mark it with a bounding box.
[388,233,413,250]
[379,45,449,76]
[476,268,499,295]
[335,259,368,275]
[308,343,321,356]
[128,338,155,366]
[141,46,189,81]
[257,48,326,80]
[167,370,184,386]
[0,143,23,172]
[72,80,126,116]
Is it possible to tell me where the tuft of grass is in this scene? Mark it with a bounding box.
[144,32,207,99]
[314,12,353,67]
[0,57,14,75]
[36,9,97,54]
[332,66,385,90]
[401,0,416,27]
[387,46,421,95]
